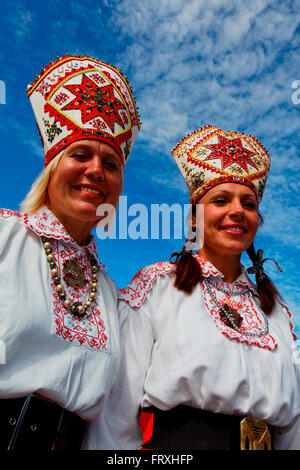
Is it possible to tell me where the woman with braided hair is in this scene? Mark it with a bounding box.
[172,208,282,316]
[83,126,299,450]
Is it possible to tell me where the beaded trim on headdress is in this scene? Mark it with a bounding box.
[27,54,141,167]
[171,126,270,203]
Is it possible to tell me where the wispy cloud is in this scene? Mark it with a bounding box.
[108,0,300,147]
[5,2,37,41]
[103,0,300,242]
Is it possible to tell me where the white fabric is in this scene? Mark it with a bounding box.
[83,257,300,449]
[0,207,120,421]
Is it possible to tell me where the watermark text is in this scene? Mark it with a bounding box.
[0,80,5,104]
[96,197,204,248]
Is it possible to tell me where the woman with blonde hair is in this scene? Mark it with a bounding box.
[0,54,140,450]
[84,126,299,450]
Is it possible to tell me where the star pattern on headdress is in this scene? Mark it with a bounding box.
[61,74,127,132]
[204,135,259,172]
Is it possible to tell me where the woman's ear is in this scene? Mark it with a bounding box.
[190,203,205,250]
[185,204,196,230]
[191,211,197,230]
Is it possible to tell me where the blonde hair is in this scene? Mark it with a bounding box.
[20,151,64,214]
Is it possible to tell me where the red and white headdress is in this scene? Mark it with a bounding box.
[27,54,141,167]
[172,126,270,203]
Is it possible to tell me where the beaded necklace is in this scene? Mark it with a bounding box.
[204,278,269,337]
[42,236,98,318]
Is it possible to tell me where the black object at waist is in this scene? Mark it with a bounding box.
[141,405,274,450]
[0,395,85,451]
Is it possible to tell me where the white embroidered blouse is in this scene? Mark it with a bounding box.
[83,256,300,449]
[0,207,120,421]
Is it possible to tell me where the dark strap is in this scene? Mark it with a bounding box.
[0,396,85,451]
[141,405,274,450]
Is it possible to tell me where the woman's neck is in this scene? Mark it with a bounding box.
[47,205,93,246]
[63,222,92,246]
[198,248,241,283]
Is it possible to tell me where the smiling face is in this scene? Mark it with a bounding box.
[197,183,259,262]
[47,139,123,240]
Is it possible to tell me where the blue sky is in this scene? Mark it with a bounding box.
[0,0,300,337]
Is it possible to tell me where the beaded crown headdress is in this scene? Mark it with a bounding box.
[171,126,270,204]
[27,54,141,167]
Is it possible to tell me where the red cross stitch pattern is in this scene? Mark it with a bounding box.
[204,135,259,172]
[61,74,127,132]
[54,92,69,105]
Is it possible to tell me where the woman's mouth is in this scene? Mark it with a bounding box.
[219,224,247,234]
[74,185,105,198]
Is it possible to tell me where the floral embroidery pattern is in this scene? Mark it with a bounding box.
[91,118,108,131]
[89,73,107,85]
[50,240,109,351]
[43,118,62,143]
[27,55,141,167]
[61,73,127,130]
[0,208,23,220]
[278,302,297,341]
[54,92,70,105]
[119,261,175,308]
[204,134,259,172]
[201,280,278,350]
[171,126,270,205]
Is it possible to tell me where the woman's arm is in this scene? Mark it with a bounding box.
[82,299,154,450]
[273,415,300,450]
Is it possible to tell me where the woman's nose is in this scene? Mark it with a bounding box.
[229,200,245,217]
[84,156,104,180]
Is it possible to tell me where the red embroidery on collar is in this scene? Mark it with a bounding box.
[50,239,109,351]
[201,281,277,350]
[0,208,23,220]
[194,254,257,293]
[119,255,278,350]
[193,254,223,278]
[119,255,257,309]
[119,261,174,308]
[22,207,104,268]
[24,208,75,242]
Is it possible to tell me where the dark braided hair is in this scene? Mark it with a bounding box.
[246,243,283,315]
[171,240,203,293]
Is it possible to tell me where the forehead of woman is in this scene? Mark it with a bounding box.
[199,182,258,202]
[63,139,121,159]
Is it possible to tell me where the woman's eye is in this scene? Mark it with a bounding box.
[213,199,227,205]
[104,160,117,170]
[72,153,88,160]
[243,202,257,209]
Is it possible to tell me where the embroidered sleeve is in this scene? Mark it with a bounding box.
[0,208,23,220]
[278,301,298,341]
[118,261,175,308]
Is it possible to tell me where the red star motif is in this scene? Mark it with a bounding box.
[61,74,127,132]
[204,135,259,172]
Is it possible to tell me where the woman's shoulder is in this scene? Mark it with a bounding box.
[118,260,175,308]
[0,208,25,235]
[0,208,23,222]
[274,299,298,342]
[0,209,29,256]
